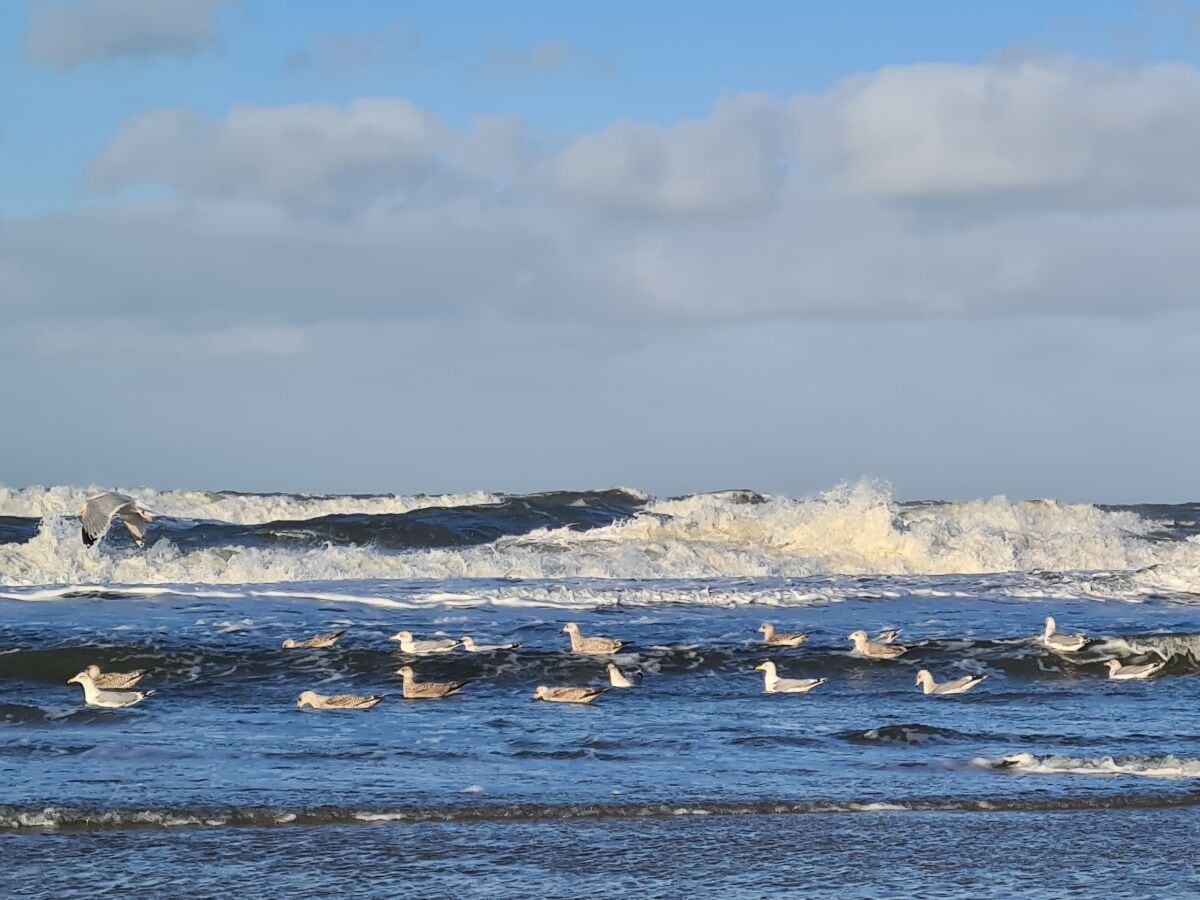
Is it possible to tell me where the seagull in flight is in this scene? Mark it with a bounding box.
[80,492,156,548]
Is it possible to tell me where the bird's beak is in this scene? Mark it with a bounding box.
[66,675,78,685]
[754,664,765,671]
[141,511,156,522]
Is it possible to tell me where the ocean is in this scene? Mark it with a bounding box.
[3,481,1200,897]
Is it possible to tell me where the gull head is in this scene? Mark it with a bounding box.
[1104,659,1122,673]
[757,623,772,634]
[388,631,412,643]
[562,623,579,634]
[848,630,868,644]
[461,637,477,650]
[281,638,298,649]
[395,665,415,679]
[85,665,101,678]
[915,670,934,688]
[1043,616,1057,637]
[297,691,318,709]
[66,670,91,685]
[754,661,776,675]
[533,686,550,700]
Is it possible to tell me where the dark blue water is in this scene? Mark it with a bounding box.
[3,487,1200,895]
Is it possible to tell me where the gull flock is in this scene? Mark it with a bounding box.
[61,616,1165,710]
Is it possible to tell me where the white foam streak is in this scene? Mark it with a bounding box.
[979,753,1200,779]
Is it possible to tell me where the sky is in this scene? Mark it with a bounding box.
[3,0,1200,502]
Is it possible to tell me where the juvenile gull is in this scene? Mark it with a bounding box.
[607,663,636,688]
[83,664,145,689]
[534,685,608,704]
[389,631,461,655]
[848,630,908,659]
[80,492,156,548]
[460,636,522,652]
[1105,659,1166,681]
[67,670,153,708]
[755,661,826,694]
[915,669,987,695]
[758,623,810,648]
[1041,616,1087,653]
[562,623,622,655]
[297,690,382,710]
[282,630,346,650]
[395,665,470,699]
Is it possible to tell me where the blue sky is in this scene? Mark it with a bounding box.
[3,1,1200,500]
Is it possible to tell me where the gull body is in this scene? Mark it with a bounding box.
[282,630,346,650]
[755,661,825,694]
[83,664,145,689]
[460,636,521,653]
[395,666,470,699]
[67,670,152,708]
[758,623,810,648]
[80,492,156,548]
[534,685,608,704]
[848,630,908,659]
[1041,616,1087,653]
[388,631,461,654]
[607,664,636,688]
[562,623,622,655]
[915,669,987,695]
[296,690,382,710]
[1105,659,1165,681]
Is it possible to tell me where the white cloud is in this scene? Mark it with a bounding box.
[27,0,223,69]
[89,100,453,216]
[803,56,1200,206]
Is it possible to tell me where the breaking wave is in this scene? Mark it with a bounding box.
[976,753,1200,778]
[0,481,1198,597]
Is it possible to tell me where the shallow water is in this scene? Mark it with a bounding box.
[3,484,1200,894]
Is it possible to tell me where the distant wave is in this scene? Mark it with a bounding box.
[1,481,1198,597]
[6,792,1200,832]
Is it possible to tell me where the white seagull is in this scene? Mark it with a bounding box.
[1105,659,1165,681]
[297,691,382,710]
[282,630,346,650]
[915,669,987,695]
[755,661,825,694]
[460,636,522,653]
[1041,616,1087,653]
[607,663,636,688]
[388,631,461,654]
[848,630,908,659]
[80,492,156,548]
[67,669,153,708]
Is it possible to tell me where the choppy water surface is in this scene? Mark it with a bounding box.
[3,483,1200,896]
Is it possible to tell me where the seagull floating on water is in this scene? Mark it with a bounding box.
[562,623,622,655]
[389,631,461,654]
[533,685,608,704]
[83,664,145,689]
[758,623,810,647]
[607,663,636,688]
[1040,616,1087,653]
[282,630,346,650]
[296,690,382,710]
[1105,659,1165,681]
[755,661,825,694]
[395,666,470,699]
[848,630,908,659]
[915,669,987,695]
[67,670,153,708]
[460,636,521,652]
[80,492,155,548]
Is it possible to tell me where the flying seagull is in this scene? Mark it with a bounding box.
[80,493,155,548]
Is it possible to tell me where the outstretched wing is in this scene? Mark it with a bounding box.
[118,509,148,546]
[81,493,135,547]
